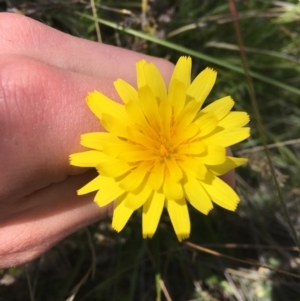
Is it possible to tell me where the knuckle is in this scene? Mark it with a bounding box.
[0,13,43,52]
[0,55,47,126]
[0,55,49,200]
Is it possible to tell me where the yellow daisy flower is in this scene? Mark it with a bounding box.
[70,56,250,241]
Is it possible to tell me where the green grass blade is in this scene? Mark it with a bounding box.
[228,0,300,250]
[77,12,300,96]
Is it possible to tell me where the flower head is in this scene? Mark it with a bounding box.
[70,56,250,241]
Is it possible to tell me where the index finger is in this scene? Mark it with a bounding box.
[0,13,173,84]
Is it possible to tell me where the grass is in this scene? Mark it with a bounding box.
[1,0,300,300]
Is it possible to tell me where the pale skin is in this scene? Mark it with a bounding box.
[0,13,234,268]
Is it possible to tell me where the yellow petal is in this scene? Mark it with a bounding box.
[164,156,183,182]
[138,86,160,130]
[142,191,165,238]
[86,90,129,123]
[208,156,248,176]
[183,174,213,214]
[69,150,110,167]
[167,199,190,241]
[125,186,152,210]
[177,141,206,155]
[127,126,158,149]
[177,157,207,180]
[94,176,125,206]
[163,172,183,200]
[114,78,138,104]
[169,56,191,90]
[159,100,172,139]
[125,101,158,140]
[168,79,187,119]
[202,96,234,121]
[80,132,119,150]
[101,113,130,139]
[77,175,102,195]
[201,172,240,211]
[202,127,250,147]
[144,62,167,101]
[97,158,135,177]
[198,145,226,165]
[168,79,186,119]
[172,123,200,148]
[194,112,218,137]
[175,99,201,130]
[136,59,147,88]
[103,139,144,158]
[125,100,148,128]
[148,159,165,190]
[119,162,151,191]
[218,111,250,128]
[187,68,216,107]
[112,194,134,232]
[119,149,157,162]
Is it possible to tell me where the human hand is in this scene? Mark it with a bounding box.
[0,12,175,268]
[0,13,234,268]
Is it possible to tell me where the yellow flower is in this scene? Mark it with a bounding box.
[70,56,250,241]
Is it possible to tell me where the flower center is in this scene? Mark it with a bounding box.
[158,133,175,158]
[160,144,169,157]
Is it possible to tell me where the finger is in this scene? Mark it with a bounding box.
[0,171,112,268]
[220,170,235,188]
[1,52,133,202]
[0,13,173,84]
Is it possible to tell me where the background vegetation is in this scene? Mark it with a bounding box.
[1,0,300,300]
